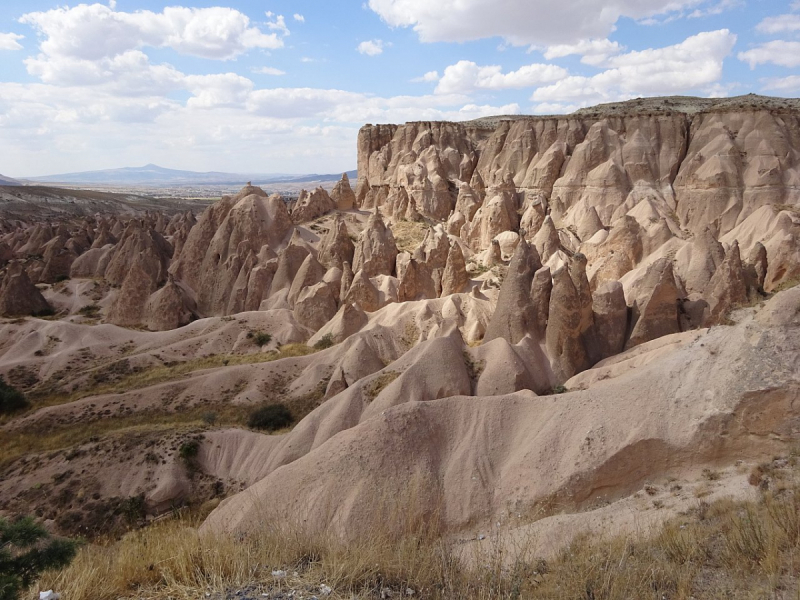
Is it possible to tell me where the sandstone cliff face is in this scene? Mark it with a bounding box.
[358,104,800,294]
[358,108,799,236]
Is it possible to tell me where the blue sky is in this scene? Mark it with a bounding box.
[0,0,798,177]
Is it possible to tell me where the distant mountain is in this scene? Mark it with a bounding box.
[26,164,356,187]
[278,170,357,184]
[0,173,22,186]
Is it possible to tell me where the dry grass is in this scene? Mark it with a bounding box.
[0,403,254,470]
[0,345,323,469]
[363,371,400,402]
[25,343,317,412]
[391,220,428,253]
[30,471,800,599]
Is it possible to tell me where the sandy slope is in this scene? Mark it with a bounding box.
[202,288,800,541]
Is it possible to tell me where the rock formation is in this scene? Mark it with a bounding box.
[484,238,542,345]
[0,262,51,316]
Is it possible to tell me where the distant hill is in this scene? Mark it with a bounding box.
[0,174,21,186]
[26,164,356,187]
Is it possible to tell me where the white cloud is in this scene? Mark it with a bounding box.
[738,41,800,68]
[761,75,800,93]
[435,60,568,94]
[253,66,286,76]
[20,4,285,61]
[532,29,737,108]
[293,14,305,23]
[266,14,290,36]
[185,73,254,109]
[368,0,704,46]
[688,0,743,19]
[542,39,624,66]
[24,50,184,95]
[109,0,116,8]
[756,14,800,35]
[358,39,385,56]
[411,70,439,83]
[530,102,584,114]
[0,33,24,51]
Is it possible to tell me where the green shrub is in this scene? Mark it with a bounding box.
[0,378,28,415]
[0,516,77,600]
[247,331,272,347]
[254,332,272,347]
[178,440,199,462]
[78,304,100,318]
[313,333,335,350]
[247,403,293,432]
[552,385,568,395]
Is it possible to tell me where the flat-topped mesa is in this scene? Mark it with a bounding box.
[358,95,800,246]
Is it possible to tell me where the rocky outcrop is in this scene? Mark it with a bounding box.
[317,215,355,270]
[591,280,628,362]
[330,173,356,211]
[143,276,197,331]
[704,241,749,325]
[440,242,468,297]
[484,238,542,345]
[170,185,292,316]
[107,263,156,327]
[104,221,172,288]
[294,282,337,331]
[352,209,397,278]
[0,262,51,316]
[626,259,681,349]
[292,187,336,224]
[343,269,380,312]
[546,266,588,383]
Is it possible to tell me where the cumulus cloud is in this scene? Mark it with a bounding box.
[185,73,254,109]
[0,33,24,51]
[435,60,568,94]
[368,0,703,46]
[531,29,737,108]
[738,41,800,68]
[24,50,184,95]
[293,14,305,23]
[542,39,624,66]
[20,4,285,61]
[357,39,385,56]
[411,70,439,83]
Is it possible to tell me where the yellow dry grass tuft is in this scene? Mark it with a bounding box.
[391,220,428,253]
[29,466,800,599]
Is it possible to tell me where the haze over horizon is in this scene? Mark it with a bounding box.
[1,0,798,177]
